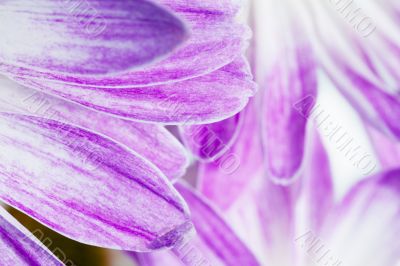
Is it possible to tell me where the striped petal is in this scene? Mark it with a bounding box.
[0,0,187,76]
[320,169,400,266]
[307,1,400,139]
[199,101,263,210]
[0,112,192,251]
[259,0,317,184]
[180,113,242,162]
[4,0,247,87]
[0,76,188,180]
[134,182,260,266]
[0,207,63,266]
[14,57,256,124]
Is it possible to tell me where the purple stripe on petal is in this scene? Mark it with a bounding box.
[260,1,317,184]
[0,112,192,251]
[180,112,242,162]
[0,77,189,180]
[174,182,261,266]
[14,57,256,124]
[308,1,400,140]
[0,207,63,266]
[3,0,248,87]
[298,129,333,233]
[199,101,263,210]
[0,0,187,76]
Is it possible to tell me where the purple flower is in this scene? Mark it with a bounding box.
[0,0,255,262]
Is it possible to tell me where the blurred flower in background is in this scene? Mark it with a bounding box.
[1,0,400,265]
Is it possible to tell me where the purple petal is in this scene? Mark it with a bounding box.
[0,207,63,266]
[134,182,260,266]
[199,101,264,210]
[0,77,189,180]
[0,0,187,76]
[308,1,400,139]
[320,169,400,265]
[175,182,260,266]
[179,113,242,162]
[0,112,192,251]
[14,57,256,124]
[260,1,317,184]
[4,0,248,87]
[298,130,333,233]
[367,126,400,170]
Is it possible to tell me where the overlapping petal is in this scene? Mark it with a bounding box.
[199,101,263,210]
[180,112,242,162]
[4,0,248,87]
[307,0,400,139]
[0,0,187,76]
[0,76,188,180]
[0,112,192,251]
[134,182,260,266]
[15,57,256,124]
[0,207,63,266]
[259,0,317,184]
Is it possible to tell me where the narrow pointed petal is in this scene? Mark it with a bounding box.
[0,207,63,266]
[180,113,242,162]
[199,101,264,210]
[0,77,188,180]
[14,58,256,124]
[134,182,260,266]
[5,0,248,87]
[0,0,187,76]
[259,0,317,184]
[0,112,192,251]
[307,1,400,139]
[320,169,400,266]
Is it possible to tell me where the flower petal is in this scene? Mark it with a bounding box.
[0,207,63,266]
[0,76,188,180]
[0,0,187,76]
[307,1,400,139]
[179,113,242,162]
[199,101,263,210]
[259,0,317,184]
[4,0,248,87]
[0,112,192,251]
[367,126,400,170]
[320,169,400,266]
[14,57,256,124]
[135,182,260,266]
[296,130,334,233]
[175,182,260,266]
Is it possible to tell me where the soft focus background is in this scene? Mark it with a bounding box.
[2,0,393,264]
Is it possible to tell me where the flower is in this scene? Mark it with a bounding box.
[0,0,255,262]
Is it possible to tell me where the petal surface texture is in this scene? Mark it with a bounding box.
[0,77,189,180]
[0,112,191,251]
[0,0,187,76]
[15,58,256,124]
[0,207,63,266]
[3,0,247,86]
